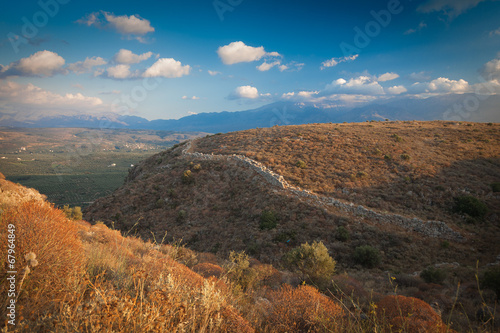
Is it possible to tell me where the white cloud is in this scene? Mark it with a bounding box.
[410,77,470,94]
[182,95,200,100]
[77,11,154,42]
[113,49,153,64]
[68,56,107,74]
[217,41,280,65]
[279,64,289,72]
[325,76,385,95]
[0,81,104,118]
[320,54,358,70]
[228,85,259,99]
[417,0,494,19]
[378,72,399,82]
[257,61,281,72]
[143,58,191,78]
[481,57,500,81]
[0,50,65,77]
[387,85,408,94]
[208,70,222,76]
[106,64,132,79]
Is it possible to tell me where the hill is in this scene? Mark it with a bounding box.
[0,164,471,332]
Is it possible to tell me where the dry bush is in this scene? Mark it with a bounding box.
[192,262,224,278]
[375,295,453,333]
[0,200,85,321]
[265,284,343,332]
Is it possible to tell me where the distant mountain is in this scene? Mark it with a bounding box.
[1,94,498,132]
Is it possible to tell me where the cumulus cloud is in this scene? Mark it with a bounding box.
[257,61,281,72]
[106,64,133,79]
[77,11,154,42]
[417,0,494,19]
[68,56,107,74]
[325,76,385,95]
[182,95,200,100]
[387,85,408,94]
[143,58,191,78]
[409,77,470,94]
[490,27,500,36]
[481,57,500,81]
[377,72,399,82]
[320,54,358,70]
[228,85,259,99]
[0,50,65,78]
[0,81,105,118]
[217,41,280,65]
[113,49,153,64]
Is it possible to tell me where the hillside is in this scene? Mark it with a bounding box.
[0,168,476,332]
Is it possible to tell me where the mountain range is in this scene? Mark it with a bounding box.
[1,94,499,132]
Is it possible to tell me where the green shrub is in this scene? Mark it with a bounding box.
[259,210,278,230]
[62,205,83,220]
[335,226,350,242]
[192,163,202,172]
[420,266,447,284]
[177,210,187,222]
[384,154,392,160]
[353,245,381,268]
[453,195,488,218]
[284,241,336,286]
[296,160,307,169]
[491,182,500,193]
[400,154,411,160]
[225,251,258,291]
[391,134,403,142]
[480,266,500,298]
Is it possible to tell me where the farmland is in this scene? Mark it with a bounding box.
[0,127,207,207]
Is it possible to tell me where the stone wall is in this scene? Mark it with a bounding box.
[181,140,464,241]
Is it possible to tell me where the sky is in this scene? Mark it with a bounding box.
[0,0,499,121]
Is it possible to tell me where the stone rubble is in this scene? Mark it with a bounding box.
[181,140,464,241]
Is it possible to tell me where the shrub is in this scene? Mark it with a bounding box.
[284,241,336,286]
[452,195,488,218]
[273,230,297,243]
[296,160,307,169]
[259,210,278,230]
[400,153,411,160]
[225,251,258,291]
[353,245,381,268]
[192,262,224,279]
[193,163,202,171]
[181,170,194,184]
[376,295,449,332]
[177,209,187,222]
[480,266,500,298]
[420,266,447,284]
[63,205,83,220]
[392,133,403,142]
[335,226,350,242]
[266,285,343,332]
[384,154,392,160]
[491,182,500,193]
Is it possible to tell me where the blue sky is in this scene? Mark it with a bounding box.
[0,0,499,120]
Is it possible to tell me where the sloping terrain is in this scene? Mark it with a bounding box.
[85,121,500,274]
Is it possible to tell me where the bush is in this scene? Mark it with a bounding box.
[392,134,403,142]
[481,266,500,299]
[273,230,297,243]
[400,153,411,160]
[384,154,392,160]
[259,210,278,230]
[181,170,194,184]
[491,182,500,193]
[453,195,488,218]
[296,160,307,169]
[266,285,343,332]
[353,245,381,268]
[335,226,350,242]
[420,266,447,284]
[284,241,336,286]
[63,205,83,220]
